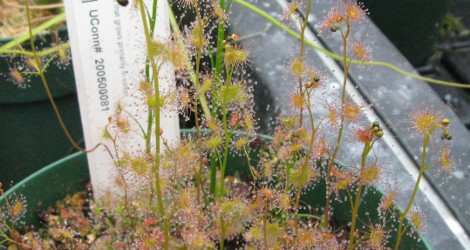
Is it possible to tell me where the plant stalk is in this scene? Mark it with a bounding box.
[219,65,235,197]
[324,20,351,226]
[348,142,373,249]
[394,132,431,250]
[23,0,103,154]
[137,0,168,248]
[296,0,313,127]
[215,0,226,76]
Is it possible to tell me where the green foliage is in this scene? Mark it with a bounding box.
[440,12,469,37]
[217,84,242,104]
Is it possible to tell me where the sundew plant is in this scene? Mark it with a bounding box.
[0,0,460,249]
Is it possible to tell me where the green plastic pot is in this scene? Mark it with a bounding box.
[0,129,430,248]
[0,29,83,190]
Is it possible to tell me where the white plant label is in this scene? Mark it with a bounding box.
[64,0,179,197]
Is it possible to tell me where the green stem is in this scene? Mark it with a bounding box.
[192,4,205,203]
[219,65,235,197]
[293,0,315,236]
[145,0,159,154]
[232,0,469,88]
[293,186,302,247]
[294,78,318,244]
[324,20,351,226]
[302,94,318,172]
[149,0,159,36]
[168,5,215,199]
[349,142,371,249]
[219,98,230,197]
[220,216,226,250]
[243,146,257,186]
[1,13,66,50]
[23,0,87,154]
[349,183,364,249]
[215,0,225,76]
[0,42,70,57]
[296,0,313,127]
[167,7,212,118]
[210,153,218,197]
[137,1,168,249]
[193,5,204,139]
[264,200,268,248]
[287,213,322,220]
[394,133,430,250]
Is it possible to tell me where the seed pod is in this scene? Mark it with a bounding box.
[372,121,380,129]
[441,131,452,140]
[375,130,384,138]
[441,118,450,127]
[330,24,340,32]
[117,0,129,7]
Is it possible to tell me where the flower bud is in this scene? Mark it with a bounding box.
[330,24,340,32]
[372,121,380,129]
[306,82,314,89]
[231,34,240,41]
[375,130,384,138]
[313,76,321,82]
[441,118,450,127]
[117,0,129,7]
[441,131,452,140]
